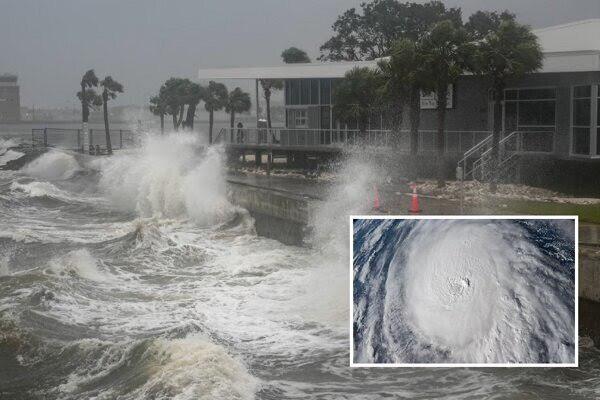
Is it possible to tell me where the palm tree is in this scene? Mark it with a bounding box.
[281,47,311,63]
[332,67,381,136]
[419,20,473,187]
[225,87,252,142]
[161,78,190,131]
[100,76,124,154]
[378,38,431,153]
[183,82,205,130]
[149,93,167,134]
[471,17,543,192]
[78,69,100,124]
[260,79,283,128]
[204,81,228,144]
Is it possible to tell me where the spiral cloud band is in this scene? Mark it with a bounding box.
[352,218,576,365]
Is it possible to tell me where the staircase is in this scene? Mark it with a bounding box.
[458,131,521,183]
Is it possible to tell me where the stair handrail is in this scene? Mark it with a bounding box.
[213,128,227,144]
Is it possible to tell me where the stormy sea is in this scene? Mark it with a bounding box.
[1,134,599,399]
[353,218,576,365]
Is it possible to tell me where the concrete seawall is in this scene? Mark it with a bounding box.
[226,178,319,246]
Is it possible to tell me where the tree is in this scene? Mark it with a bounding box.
[182,82,205,130]
[332,67,381,135]
[149,93,167,134]
[319,0,461,61]
[204,81,228,144]
[161,78,190,131]
[471,17,542,192]
[378,38,432,153]
[419,20,473,187]
[99,76,124,155]
[77,69,102,124]
[465,10,516,40]
[260,79,283,128]
[225,87,252,142]
[281,47,311,63]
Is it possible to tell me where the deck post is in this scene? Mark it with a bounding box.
[255,79,260,126]
[43,128,47,147]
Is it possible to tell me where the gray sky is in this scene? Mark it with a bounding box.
[1,0,599,108]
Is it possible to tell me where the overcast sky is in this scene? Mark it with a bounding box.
[1,0,599,108]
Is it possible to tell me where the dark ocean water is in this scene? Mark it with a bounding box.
[0,134,599,399]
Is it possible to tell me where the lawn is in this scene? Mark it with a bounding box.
[500,200,600,224]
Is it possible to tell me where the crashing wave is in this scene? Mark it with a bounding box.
[22,150,81,180]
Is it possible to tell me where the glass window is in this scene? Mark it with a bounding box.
[518,101,555,126]
[519,88,556,100]
[310,79,319,105]
[295,110,308,127]
[571,86,593,155]
[574,85,591,98]
[320,79,331,104]
[285,80,292,105]
[320,106,330,130]
[574,98,591,126]
[504,89,518,100]
[573,127,591,155]
[290,80,300,105]
[300,80,310,104]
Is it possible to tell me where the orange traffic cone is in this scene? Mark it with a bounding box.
[409,183,421,214]
[372,185,381,211]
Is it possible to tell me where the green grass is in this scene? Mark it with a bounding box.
[500,200,600,224]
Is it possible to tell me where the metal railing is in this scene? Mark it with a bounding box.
[459,130,554,182]
[32,128,137,153]
[214,127,492,154]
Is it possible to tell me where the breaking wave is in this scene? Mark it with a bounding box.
[353,218,576,364]
[97,133,235,225]
[22,150,81,180]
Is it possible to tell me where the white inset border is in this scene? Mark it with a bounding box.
[349,215,579,368]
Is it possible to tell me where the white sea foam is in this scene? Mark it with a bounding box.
[135,335,258,400]
[0,149,24,167]
[98,133,234,225]
[10,180,72,201]
[45,249,112,282]
[22,150,81,180]
[0,137,19,152]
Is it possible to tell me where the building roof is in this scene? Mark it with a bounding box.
[534,19,600,53]
[198,19,600,80]
[197,60,379,80]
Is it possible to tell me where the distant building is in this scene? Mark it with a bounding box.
[0,74,20,122]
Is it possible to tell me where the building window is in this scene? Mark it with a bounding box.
[572,85,592,155]
[504,88,556,152]
[310,79,319,105]
[320,79,331,104]
[295,110,308,128]
[597,84,600,155]
[287,80,300,105]
[320,106,331,130]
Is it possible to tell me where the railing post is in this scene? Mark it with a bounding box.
[31,129,35,148]
[43,128,47,147]
[119,129,123,149]
[77,129,81,152]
